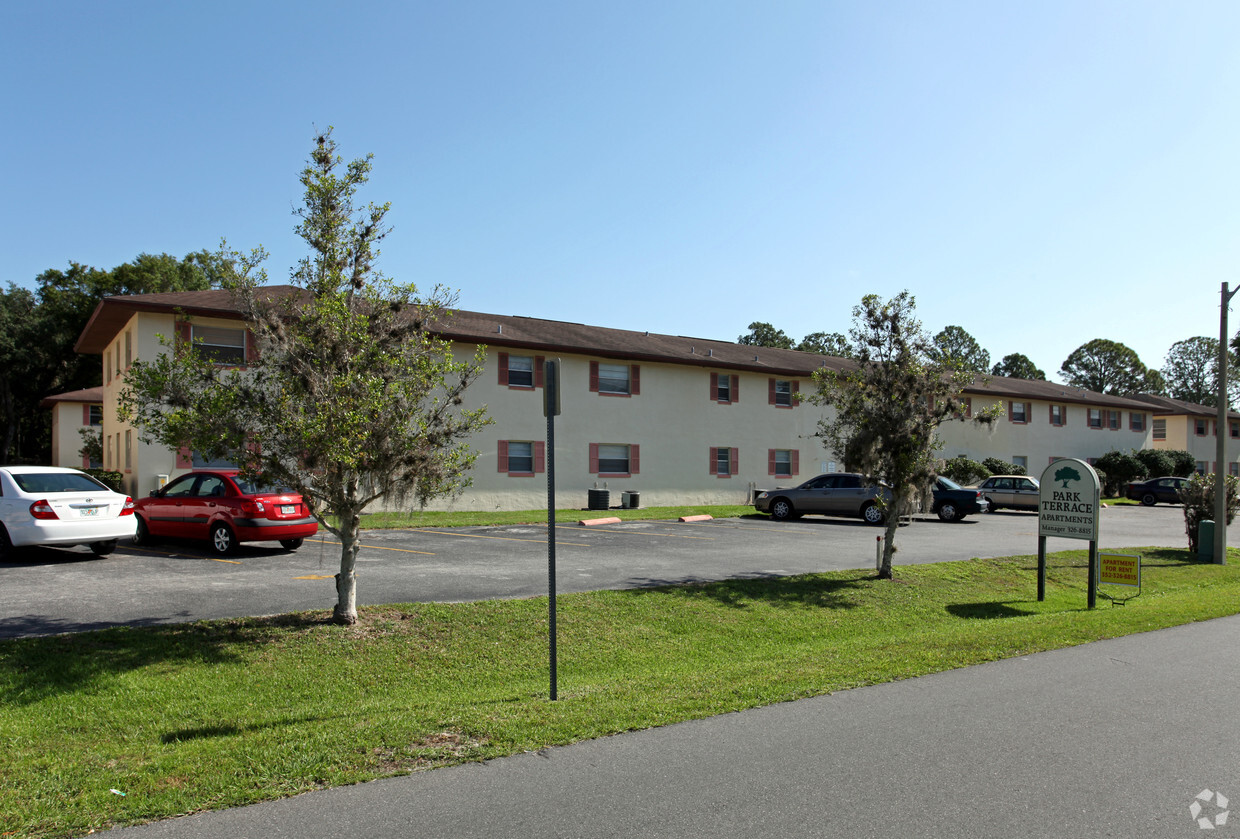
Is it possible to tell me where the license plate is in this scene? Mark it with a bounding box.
[79,507,100,517]
[280,505,296,515]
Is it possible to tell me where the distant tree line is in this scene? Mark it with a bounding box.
[0,252,227,463]
[737,321,1240,407]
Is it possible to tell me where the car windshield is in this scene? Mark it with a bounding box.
[12,472,109,494]
[233,478,296,496]
[936,476,963,490]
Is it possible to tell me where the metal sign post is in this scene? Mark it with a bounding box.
[544,359,561,700]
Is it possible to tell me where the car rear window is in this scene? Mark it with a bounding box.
[937,476,963,490]
[233,478,296,495]
[12,472,109,494]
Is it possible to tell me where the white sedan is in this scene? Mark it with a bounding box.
[0,466,136,557]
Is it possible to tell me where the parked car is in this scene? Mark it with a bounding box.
[971,475,1041,513]
[132,471,318,555]
[0,466,136,558]
[1125,476,1188,506]
[754,473,890,525]
[931,476,989,522]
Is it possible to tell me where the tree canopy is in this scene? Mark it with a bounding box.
[928,325,990,372]
[990,352,1046,381]
[737,321,794,349]
[797,331,854,357]
[1059,339,1151,395]
[1161,336,1238,407]
[120,130,490,624]
[809,291,995,579]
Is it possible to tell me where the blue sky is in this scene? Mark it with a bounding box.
[4,1,1240,383]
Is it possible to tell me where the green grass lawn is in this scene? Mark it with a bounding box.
[3,546,1238,838]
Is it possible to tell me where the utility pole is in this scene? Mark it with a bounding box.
[1215,282,1237,565]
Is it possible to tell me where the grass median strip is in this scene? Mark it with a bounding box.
[3,547,1238,838]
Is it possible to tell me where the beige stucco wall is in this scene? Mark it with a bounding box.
[50,402,97,469]
[1151,414,1240,472]
[935,397,1153,475]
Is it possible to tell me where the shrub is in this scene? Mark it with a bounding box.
[1166,449,1197,478]
[940,456,989,485]
[1094,450,1148,496]
[85,469,125,492]
[1180,472,1240,555]
[1134,448,1174,478]
[982,457,1024,476]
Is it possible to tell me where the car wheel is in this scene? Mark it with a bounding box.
[1141,493,1157,507]
[986,498,1000,513]
[769,498,796,521]
[279,538,304,551]
[132,516,153,546]
[937,502,959,522]
[210,523,236,555]
[861,502,885,526]
[0,525,11,561]
[90,540,117,556]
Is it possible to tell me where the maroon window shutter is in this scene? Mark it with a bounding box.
[498,352,509,386]
[497,440,508,473]
[81,404,91,425]
[176,446,193,469]
[768,449,776,475]
[245,330,258,363]
[534,356,545,388]
[589,443,599,473]
[768,379,776,405]
[710,373,718,400]
[709,447,718,475]
[631,365,640,395]
[81,453,90,469]
[175,320,191,355]
[589,362,599,392]
[1008,401,1014,422]
[732,375,739,403]
[534,441,546,473]
[791,450,800,476]
[965,397,972,418]
[730,447,739,475]
[630,444,640,474]
[792,381,800,405]
[1049,404,1054,423]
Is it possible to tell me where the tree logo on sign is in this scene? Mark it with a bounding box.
[1054,465,1081,489]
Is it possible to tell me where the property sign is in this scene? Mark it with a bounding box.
[1038,458,1100,542]
[1099,553,1141,587]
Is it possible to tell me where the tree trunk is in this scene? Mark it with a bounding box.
[878,513,899,579]
[333,510,363,624]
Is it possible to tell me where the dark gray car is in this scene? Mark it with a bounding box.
[754,473,888,525]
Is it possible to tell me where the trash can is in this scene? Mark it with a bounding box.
[1198,520,1215,562]
[621,490,640,509]
[587,489,610,511]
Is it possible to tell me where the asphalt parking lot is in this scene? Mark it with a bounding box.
[0,504,1224,639]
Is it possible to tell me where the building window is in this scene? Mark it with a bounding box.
[1012,455,1028,471]
[124,430,132,470]
[498,440,544,475]
[1049,404,1065,427]
[1231,462,1239,477]
[124,330,132,368]
[86,404,103,427]
[498,353,543,389]
[1196,461,1209,475]
[105,349,112,385]
[590,443,638,476]
[191,451,238,469]
[1009,402,1029,424]
[1108,411,1121,430]
[590,362,639,396]
[1088,409,1103,429]
[769,379,798,407]
[768,449,798,477]
[1153,419,1166,441]
[106,435,113,470]
[710,446,738,477]
[711,373,739,404]
[1231,421,1240,439]
[1196,419,1209,437]
[1130,413,1146,432]
[193,325,247,365]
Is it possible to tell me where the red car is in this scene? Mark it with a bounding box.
[132,472,318,555]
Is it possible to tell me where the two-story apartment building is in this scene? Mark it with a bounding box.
[1131,393,1240,475]
[68,287,1234,508]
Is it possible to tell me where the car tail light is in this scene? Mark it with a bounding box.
[239,499,266,516]
[121,497,135,516]
[29,499,59,520]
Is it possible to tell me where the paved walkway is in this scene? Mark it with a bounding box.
[103,614,1240,838]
